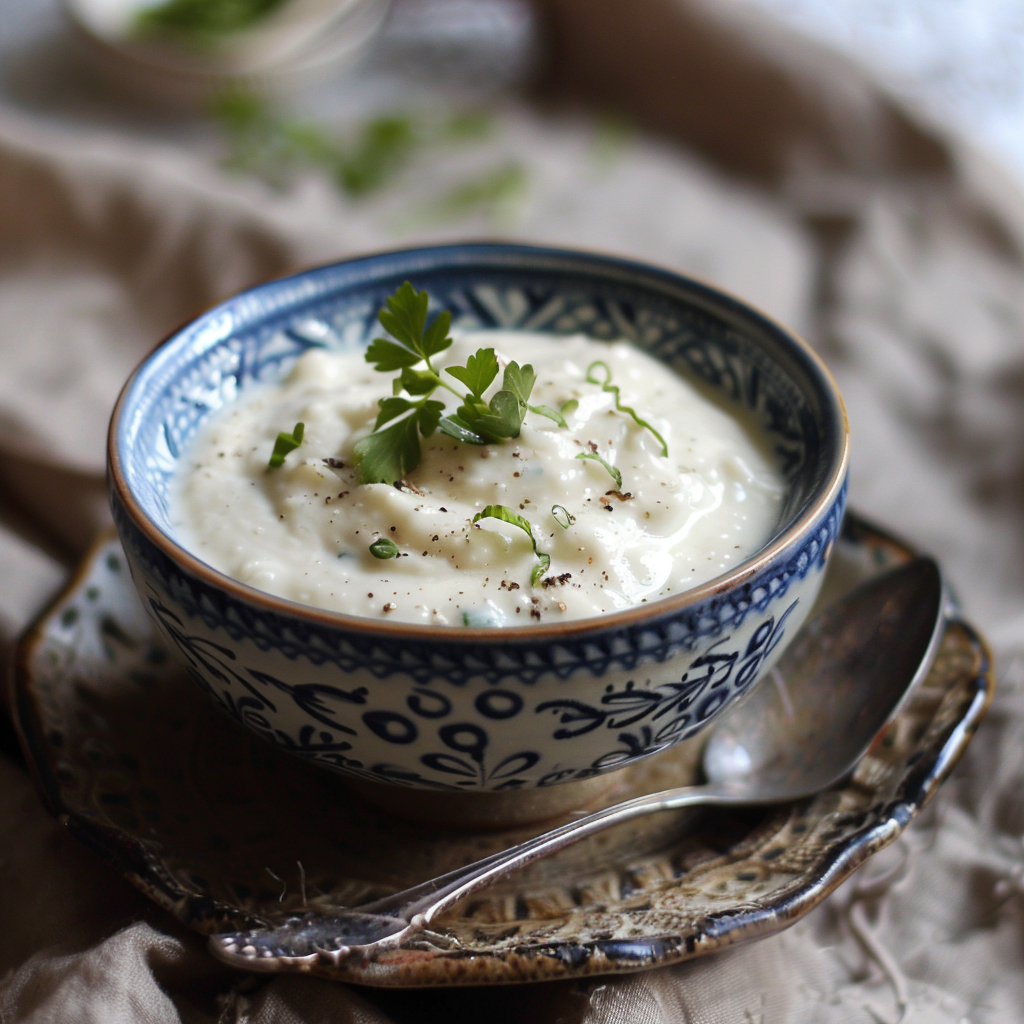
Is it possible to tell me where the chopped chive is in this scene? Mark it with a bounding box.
[472,504,551,586]
[576,451,622,490]
[268,422,304,469]
[369,537,399,559]
[551,504,576,529]
[586,360,668,456]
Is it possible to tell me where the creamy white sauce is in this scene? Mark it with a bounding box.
[171,331,786,625]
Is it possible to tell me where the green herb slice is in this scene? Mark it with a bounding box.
[267,422,304,469]
[337,115,417,198]
[551,504,576,529]
[587,360,669,456]
[528,404,567,428]
[369,537,399,559]
[576,451,623,490]
[437,415,487,445]
[472,504,550,586]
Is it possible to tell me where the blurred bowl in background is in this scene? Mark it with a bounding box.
[62,0,393,109]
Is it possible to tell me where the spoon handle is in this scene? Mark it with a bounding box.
[211,782,749,968]
[364,782,746,923]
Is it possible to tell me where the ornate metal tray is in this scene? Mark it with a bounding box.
[12,513,992,986]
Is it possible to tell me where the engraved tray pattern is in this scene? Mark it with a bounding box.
[12,513,993,986]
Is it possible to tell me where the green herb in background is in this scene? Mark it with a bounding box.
[211,93,338,186]
[137,0,288,39]
[592,111,633,169]
[425,161,528,225]
[443,109,493,142]
[209,93,528,223]
[337,116,417,197]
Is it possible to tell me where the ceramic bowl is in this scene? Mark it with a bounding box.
[63,0,392,110]
[108,243,848,824]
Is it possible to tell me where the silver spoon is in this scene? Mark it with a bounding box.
[211,556,945,972]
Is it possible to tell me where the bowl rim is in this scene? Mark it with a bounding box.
[108,241,849,643]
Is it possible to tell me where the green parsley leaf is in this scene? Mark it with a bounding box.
[472,504,550,586]
[355,414,421,484]
[378,281,429,352]
[420,309,454,360]
[365,338,422,372]
[576,451,623,490]
[374,397,413,430]
[369,537,399,559]
[457,360,536,441]
[210,91,266,134]
[587,360,669,456]
[417,400,445,437]
[356,285,576,488]
[560,398,579,416]
[429,161,529,223]
[502,361,536,406]
[279,121,339,165]
[477,390,526,439]
[370,282,453,372]
[445,347,498,398]
[443,109,494,141]
[398,366,440,395]
[267,422,304,469]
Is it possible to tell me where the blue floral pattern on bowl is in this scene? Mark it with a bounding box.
[110,244,848,793]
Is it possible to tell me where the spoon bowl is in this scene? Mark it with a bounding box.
[210,556,945,971]
[704,555,945,795]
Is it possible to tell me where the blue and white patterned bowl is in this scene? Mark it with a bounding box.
[108,244,848,816]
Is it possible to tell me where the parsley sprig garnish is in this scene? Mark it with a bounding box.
[473,505,550,585]
[354,282,562,484]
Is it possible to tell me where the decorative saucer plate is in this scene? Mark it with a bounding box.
[12,512,992,987]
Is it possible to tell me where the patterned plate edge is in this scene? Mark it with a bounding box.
[8,516,996,987]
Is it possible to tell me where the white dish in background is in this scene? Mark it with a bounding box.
[63,0,393,108]
[69,0,365,70]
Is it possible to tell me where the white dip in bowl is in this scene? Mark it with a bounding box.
[171,329,785,626]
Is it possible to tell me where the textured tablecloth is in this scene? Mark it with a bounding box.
[2,1,1023,1020]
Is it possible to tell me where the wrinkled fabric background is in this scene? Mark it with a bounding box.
[2,0,1024,1020]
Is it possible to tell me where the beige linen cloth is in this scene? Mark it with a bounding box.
[2,1,1024,1020]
